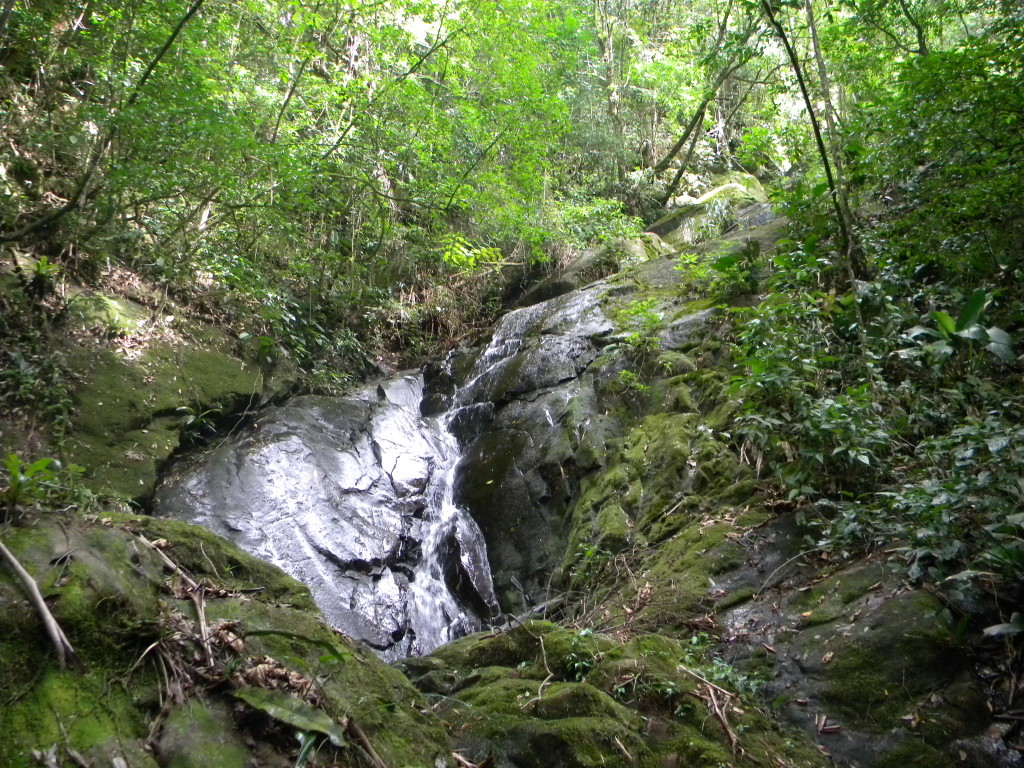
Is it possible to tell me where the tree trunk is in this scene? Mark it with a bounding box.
[653,99,709,176]
[760,0,867,279]
[0,0,16,43]
[896,0,929,56]
[659,105,706,205]
[650,50,752,176]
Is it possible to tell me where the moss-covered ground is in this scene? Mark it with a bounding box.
[0,512,449,768]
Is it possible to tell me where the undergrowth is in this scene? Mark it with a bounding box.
[726,194,1024,626]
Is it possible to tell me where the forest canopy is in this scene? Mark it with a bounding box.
[1,0,1014,376]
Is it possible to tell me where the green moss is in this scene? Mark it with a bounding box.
[0,513,450,768]
[117,513,313,606]
[63,338,263,499]
[0,668,149,767]
[715,586,756,610]
[65,292,150,336]
[660,726,733,766]
[816,593,959,731]
[467,715,656,768]
[669,297,717,319]
[875,738,956,768]
[593,503,628,551]
[158,701,250,768]
[794,562,895,625]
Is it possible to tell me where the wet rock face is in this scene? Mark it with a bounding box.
[155,375,498,660]
[424,285,618,609]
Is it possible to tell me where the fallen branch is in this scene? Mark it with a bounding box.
[191,586,215,668]
[613,736,634,762]
[675,664,735,700]
[704,684,740,757]
[346,719,389,768]
[0,537,76,669]
[135,534,198,590]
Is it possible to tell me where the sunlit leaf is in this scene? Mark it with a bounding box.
[956,289,987,331]
[234,687,347,747]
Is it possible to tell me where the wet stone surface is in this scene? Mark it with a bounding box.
[155,374,498,660]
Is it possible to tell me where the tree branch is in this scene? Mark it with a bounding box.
[0,0,16,43]
[0,537,76,669]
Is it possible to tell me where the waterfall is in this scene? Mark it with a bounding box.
[154,281,615,659]
[154,373,498,660]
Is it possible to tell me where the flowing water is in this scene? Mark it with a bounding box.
[155,374,499,660]
[155,280,616,659]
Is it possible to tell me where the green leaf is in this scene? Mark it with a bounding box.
[986,327,1013,347]
[233,687,347,747]
[712,254,739,271]
[954,325,986,342]
[986,342,1014,362]
[905,325,936,339]
[931,311,956,338]
[956,289,987,331]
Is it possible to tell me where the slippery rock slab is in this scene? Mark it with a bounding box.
[155,376,497,658]
[454,284,614,408]
[715,523,1000,768]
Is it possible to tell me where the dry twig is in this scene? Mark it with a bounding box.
[135,533,199,590]
[346,719,389,768]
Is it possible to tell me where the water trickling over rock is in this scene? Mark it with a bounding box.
[155,374,498,660]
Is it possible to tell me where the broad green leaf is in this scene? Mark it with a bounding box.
[986,342,1014,362]
[956,289,987,331]
[712,254,739,271]
[931,311,956,338]
[986,327,1012,346]
[905,325,935,339]
[233,687,347,747]
[744,357,766,375]
[954,325,986,342]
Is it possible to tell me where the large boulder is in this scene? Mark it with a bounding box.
[154,375,498,659]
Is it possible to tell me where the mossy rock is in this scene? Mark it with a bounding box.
[708,171,769,203]
[157,701,250,768]
[874,737,958,768]
[0,512,451,767]
[811,591,965,731]
[414,625,824,768]
[65,291,151,336]
[63,338,264,499]
[455,715,656,768]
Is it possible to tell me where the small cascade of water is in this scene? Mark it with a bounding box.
[408,414,494,648]
[155,373,499,660]
[154,285,613,659]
